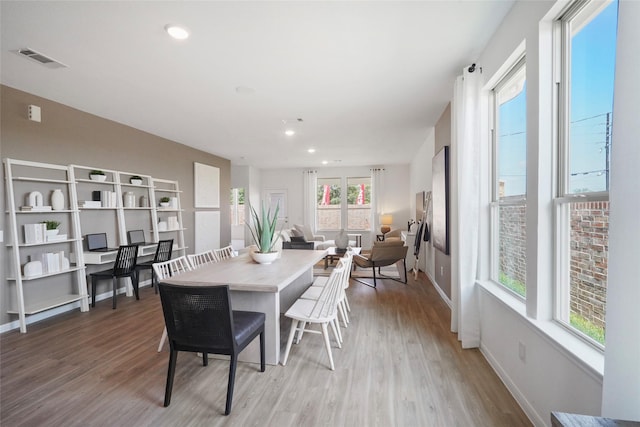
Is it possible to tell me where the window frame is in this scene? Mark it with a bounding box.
[553,0,615,349]
[489,55,528,299]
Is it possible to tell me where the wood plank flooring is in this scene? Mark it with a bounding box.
[0,272,531,426]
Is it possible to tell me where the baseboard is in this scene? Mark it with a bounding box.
[0,280,153,334]
[480,344,544,427]
[427,271,452,309]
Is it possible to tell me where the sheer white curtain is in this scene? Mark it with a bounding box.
[303,170,317,232]
[370,167,384,241]
[451,66,483,348]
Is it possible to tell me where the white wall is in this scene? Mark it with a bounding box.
[473,0,640,424]
[260,165,410,249]
[601,0,640,419]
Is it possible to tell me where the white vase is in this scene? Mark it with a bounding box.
[51,189,64,211]
[250,251,279,264]
[335,229,349,249]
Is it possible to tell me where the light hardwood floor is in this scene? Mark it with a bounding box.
[1,272,531,426]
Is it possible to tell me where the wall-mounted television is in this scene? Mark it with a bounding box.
[432,146,450,254]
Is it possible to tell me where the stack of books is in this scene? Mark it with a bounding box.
[47,233,68,242]
[40,251,69,273]
[24,223,47,244]
[78,200,101,208]
[20,205,52,212]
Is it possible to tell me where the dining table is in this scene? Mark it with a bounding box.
[163,248,327,365]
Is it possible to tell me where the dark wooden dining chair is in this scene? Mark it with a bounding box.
[158,282,265,415]
[90,244,139,309]
[135,239,173,293]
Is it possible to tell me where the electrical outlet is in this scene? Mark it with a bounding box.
[518,341,526,362]
[0,230,3,243]
[440,266,444,276]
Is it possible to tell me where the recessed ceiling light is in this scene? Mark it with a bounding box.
[308,148,316,153]
[285,129,295,136]
[165,24,189,40]
[322,160,328,165]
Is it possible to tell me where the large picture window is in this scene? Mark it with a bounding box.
[316,177,371,231]
[491,57,527,297]
[555,0,617,346]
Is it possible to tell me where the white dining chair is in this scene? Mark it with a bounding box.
[282,262,346,370]
[215,245,236,260]
[187,250,218,268]
[302,251,353,328]
[152,256,193,352]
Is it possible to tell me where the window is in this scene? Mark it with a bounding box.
[230,188,245,226]
[316,176,371,232]
[347,177,371,231]
[555,0,617,346]
[317,178,341,231]
[491,57,527,297]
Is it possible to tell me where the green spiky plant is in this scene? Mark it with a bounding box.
[247,201,281,253]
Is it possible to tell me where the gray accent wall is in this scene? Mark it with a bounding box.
[1,85,231,327]
[434,103,451,299]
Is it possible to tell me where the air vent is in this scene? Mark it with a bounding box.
[16,48,67,69]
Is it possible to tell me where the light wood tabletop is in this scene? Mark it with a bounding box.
[163,249,327,292]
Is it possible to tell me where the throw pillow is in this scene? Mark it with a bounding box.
[290,228,303,238]
[294,224,315,241]
[280,229,292,242]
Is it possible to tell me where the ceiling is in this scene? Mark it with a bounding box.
[1,1,513,169]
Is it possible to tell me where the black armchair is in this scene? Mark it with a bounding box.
[90,244,139,309]
[158,282,265,415]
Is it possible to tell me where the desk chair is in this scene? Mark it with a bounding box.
[135,239,173,294]
[158,283,265,415]
[90,244,139,309]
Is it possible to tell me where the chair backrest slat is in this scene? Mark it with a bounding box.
[113,244,138,275]
[154,239,174,263]
[309,262,345,319]
[215,246,235,261]
[152,256,192,281]
[187,250,218,268]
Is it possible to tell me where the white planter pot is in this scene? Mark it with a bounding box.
[90,174,106,182]
[250,251,279,265]
[130,179,143,185]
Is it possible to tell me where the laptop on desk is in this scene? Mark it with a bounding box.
[86,233,118,252]
[127,229,150,246]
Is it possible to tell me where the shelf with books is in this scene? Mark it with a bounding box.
[4,159,89,333]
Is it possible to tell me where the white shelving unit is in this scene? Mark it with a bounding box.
[152,178,186,254]
[4,159,89,333]
[5,159,189,332]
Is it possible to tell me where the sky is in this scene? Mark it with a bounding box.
[498,0,618,196]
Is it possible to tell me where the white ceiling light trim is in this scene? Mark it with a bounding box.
[165,24,189,40]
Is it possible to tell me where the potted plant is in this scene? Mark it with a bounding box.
[130,175,143,185]
[159,197,171,208]
[41,220,61,238]
[246,201,281,264]
[89,170,106,182]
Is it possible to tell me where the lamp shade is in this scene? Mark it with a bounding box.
[380,214,393,234]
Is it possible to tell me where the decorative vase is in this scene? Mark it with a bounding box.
[139,196,149,207]
[335,229,349,249]
[250,251,279,264]
[51,189,64,211]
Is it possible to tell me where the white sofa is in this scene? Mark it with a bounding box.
[281,224,356,250]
